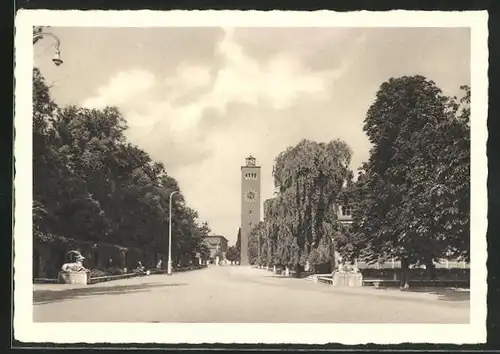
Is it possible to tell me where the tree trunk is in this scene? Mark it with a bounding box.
[400,257,410,290]
[295,264,302,278]
[426,259,436,280]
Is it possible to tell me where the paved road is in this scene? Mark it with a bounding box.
[33,266,469,323]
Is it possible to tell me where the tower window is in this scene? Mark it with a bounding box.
[243,172,258,180]
[249,210,252,215]
[341,205,352,216]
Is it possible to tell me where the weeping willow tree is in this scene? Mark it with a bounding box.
[248,221,265,265]
[255,139,353,273]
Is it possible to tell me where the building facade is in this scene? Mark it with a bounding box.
[204,235,229,263]
[240,155,261,266]
[337,204,353,226]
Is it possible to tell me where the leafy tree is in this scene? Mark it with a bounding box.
[248,221,266,265]
[432,85,470,262]
[349,75,470,287]
[235,227,241,262]
[250,139,352,274]
[33,26,46,44]
[225,245,239,264]
[32,69,210,271]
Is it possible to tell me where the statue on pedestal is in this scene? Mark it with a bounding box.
[333,256,360,274]
[59,250,90,284]
[61,250,89,273]
[331,256,362,287]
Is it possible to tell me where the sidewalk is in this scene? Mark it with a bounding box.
[33,273,173,292]
[255,267,469,304]
[331,284,469,303]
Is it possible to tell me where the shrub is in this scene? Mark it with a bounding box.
[107,267,124,275]
[360,267,470,280]
[89,269,106,278]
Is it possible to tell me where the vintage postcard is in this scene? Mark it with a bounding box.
[14,10,488,344]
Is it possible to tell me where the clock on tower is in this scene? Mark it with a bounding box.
[240,155,261,266]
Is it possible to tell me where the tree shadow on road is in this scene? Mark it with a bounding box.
[373,286,470,302]
[265,275,305,279]
[402,287,470,302]
[34,283,187,305]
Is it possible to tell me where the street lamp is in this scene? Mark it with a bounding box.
[168,190,180,276]
[33,32,63,66]
[257,232,261,266]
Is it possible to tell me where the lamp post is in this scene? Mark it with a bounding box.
[168,190,180,276]
[257,231,261,266]
[33,32,63,66]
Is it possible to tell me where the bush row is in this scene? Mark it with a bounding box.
[88,264,207,278]
[360,267,470,280]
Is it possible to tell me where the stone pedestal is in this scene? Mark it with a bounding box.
[305,260,310,272]
[332,272,363,287]
[284,267,290,276]
[215,256,220,265]
[58,271,88,285]
[273,265,277,273]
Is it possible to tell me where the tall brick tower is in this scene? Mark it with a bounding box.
[240,155,261,266]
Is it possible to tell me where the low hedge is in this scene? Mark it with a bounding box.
[361,267,469,280]
[89,267,126,278]
[174,265,206,272]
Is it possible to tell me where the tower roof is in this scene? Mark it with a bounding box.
[245,155,257,167]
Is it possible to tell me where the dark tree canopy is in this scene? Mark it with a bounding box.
[225,245,239,263]
[247,139,353,269]
[341,75,470,285]
[249,75,470,283]
[33,69,210,264]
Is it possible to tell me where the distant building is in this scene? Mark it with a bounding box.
[337,204,353,226]
[203,235,229,262]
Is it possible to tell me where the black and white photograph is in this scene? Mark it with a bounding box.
[14,10,488,344]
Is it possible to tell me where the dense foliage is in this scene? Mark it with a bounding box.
[343,75,470,285]
[248,139,353,272]
[246,75,470,285]
[33,68,210,265]
[225,245,239,263]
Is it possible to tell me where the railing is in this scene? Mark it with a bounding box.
[355,259,469,270]
[311,276,469,288]
[89,266,206,284]
[362,278,470,288]
[33,278,59,284]
[317,276,334,285]
[88,272,143,284]
[34,265,207,285]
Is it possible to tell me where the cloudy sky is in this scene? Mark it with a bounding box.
[34,26,470,244]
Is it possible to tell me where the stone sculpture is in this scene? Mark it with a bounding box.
[331,257,362,287]
[61,250,89,273]
[59,250,89,284]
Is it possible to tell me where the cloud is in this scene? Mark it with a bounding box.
[80,27,346,242]
[82,69,156,110]
[77,27,470,244]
